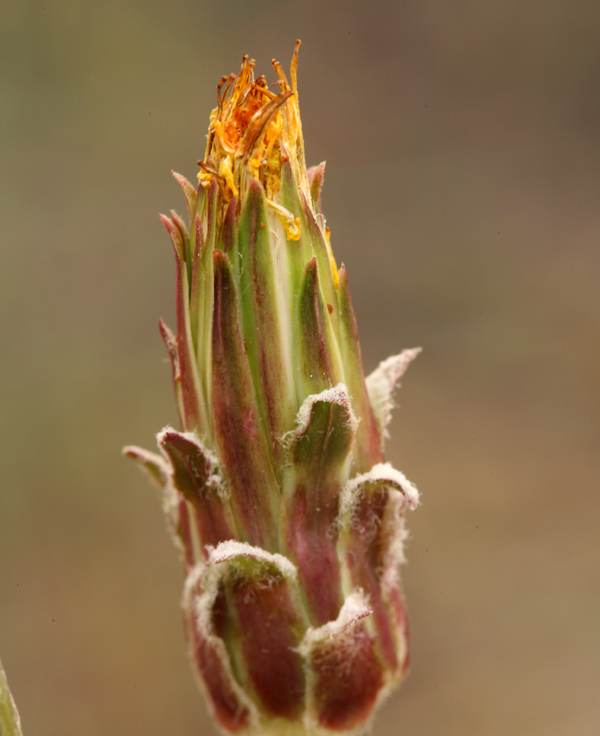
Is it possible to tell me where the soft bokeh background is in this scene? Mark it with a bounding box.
[1,1,599,734]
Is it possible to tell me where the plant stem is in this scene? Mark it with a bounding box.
[0,658,24,736]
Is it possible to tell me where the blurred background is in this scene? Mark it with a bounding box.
[1,1,599,734]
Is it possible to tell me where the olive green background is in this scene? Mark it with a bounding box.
[1,1,599,734]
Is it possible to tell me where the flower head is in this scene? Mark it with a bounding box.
[125,43,420,736]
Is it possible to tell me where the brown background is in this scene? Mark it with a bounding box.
[1,1,599,734]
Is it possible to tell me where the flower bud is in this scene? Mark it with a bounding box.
[124,41,420,736]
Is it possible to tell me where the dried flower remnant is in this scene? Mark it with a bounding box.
[124,41,420,736]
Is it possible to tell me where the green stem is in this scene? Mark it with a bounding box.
[0,658,24,736]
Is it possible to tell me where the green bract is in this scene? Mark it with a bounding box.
[125,44,420,736]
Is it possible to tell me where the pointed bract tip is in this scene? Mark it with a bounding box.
[159,213,173,232]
